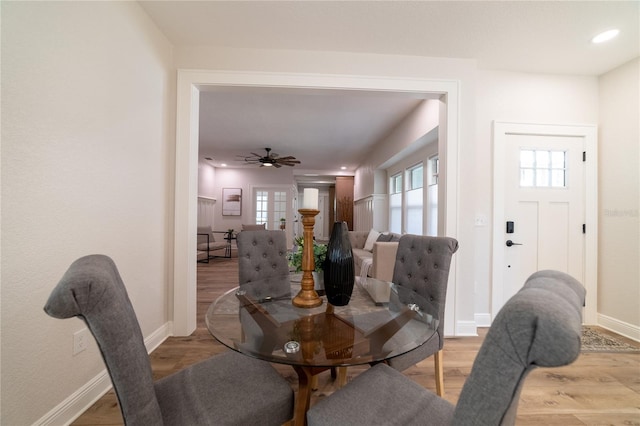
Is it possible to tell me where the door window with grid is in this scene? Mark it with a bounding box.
[254,188,288,230]
[520,149,567,188]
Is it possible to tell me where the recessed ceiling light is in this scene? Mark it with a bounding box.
[341,166,347,170]
[220,163,227,167]
[591,29,620,44]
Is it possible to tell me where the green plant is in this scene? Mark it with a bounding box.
[287,237,327,272]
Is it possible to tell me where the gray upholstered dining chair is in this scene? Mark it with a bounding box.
[44,254,293,426]
[385,234,459,396]
[236,229,291,300]
[236,229,335,386]
[307,270,585,426]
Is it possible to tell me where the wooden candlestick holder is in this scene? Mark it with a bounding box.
[292,208,323,308]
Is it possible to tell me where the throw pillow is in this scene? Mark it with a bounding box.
[377,233,393,242]
[363,229,381,252]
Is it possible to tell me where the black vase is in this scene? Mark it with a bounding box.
[323,221,355,306]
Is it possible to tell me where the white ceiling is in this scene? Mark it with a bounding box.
[140,1,639,173]
[198,87,432,171]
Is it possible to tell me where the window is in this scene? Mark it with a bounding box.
[389,173,402,234]
[426,156,438,236]
[390,174,402,194]
[408,164,423,190]
[272,191,287,230]
[405,164,423,235]
[388,163,427,235]
[255,190,268,225]
[520,149,566,188]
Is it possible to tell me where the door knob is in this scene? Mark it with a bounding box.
[506,240,523,247]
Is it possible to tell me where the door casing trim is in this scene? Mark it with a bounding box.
[492,121,598,324]
[173,70,461,336]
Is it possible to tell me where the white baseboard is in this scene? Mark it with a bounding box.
[597,314,640,342]
[454,320,478,337]
[474,313,492,328]
[33,322,173,426]
[34,370,112,426]
[146,321,173,353]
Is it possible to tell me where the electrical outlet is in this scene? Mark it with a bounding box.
[73,328,90,355]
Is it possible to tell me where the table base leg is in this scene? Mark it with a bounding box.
[292,366,330,426]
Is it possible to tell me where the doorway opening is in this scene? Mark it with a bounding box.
[174,71,460,336]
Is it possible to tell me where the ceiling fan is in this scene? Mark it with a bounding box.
[239,148,301,168]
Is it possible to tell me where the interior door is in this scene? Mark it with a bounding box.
[492,122,596,319]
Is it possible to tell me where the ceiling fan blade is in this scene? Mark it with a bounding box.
[240,148,300,167]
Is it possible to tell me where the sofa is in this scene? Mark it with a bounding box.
[348,230,401,282]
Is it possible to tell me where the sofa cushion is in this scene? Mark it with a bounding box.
[363,229,381,252]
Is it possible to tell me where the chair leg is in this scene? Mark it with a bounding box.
[336,367,348,388]
[434,349,444,396]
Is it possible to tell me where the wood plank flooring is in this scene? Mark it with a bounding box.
[73,257,640,425]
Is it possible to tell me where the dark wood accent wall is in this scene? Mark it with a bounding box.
[335,176,354,231]
[328,185,336,234]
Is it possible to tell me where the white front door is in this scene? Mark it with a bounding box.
[492,122,598,322]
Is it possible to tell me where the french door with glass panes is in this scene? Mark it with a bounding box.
[253,186,289,231]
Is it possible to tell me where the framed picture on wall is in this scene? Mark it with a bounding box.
[222,188,242,216]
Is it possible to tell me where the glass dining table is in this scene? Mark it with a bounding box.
[206,276,439,426]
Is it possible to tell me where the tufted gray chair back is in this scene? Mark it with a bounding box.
[392,235,459,349]
[306,269,584,426]
[44,255,164,424]
[388,234,459,372]
[44,255,295,426]
[452,269,584,424]
[237,230,291,299]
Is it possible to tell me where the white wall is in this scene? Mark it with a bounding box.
[198,161,217,198]
[474,70,598,323]
[598,58,640,335]
[1,2,175,424]
[3,7,634,422]
[355,99,440,200]
[176,48,478,334]
[211,166,295,232]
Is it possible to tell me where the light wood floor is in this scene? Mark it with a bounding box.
[73,257,640,425]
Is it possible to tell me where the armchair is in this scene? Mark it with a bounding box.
[197,226,229,263]
[307,270,585,426]
[44,255,294,426]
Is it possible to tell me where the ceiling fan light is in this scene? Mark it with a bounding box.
[263,163,273,167]
[591,29,619,44]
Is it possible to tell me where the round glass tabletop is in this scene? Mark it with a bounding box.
[206,277,439,368]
